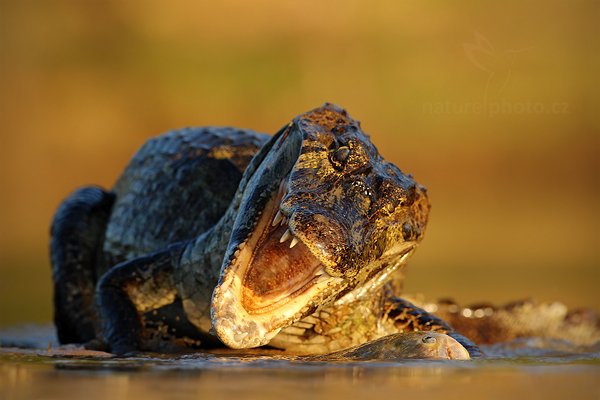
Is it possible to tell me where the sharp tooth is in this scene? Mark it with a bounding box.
[289,237,299,248]
[280,229,292,243]
[272,210,284,227]
[280,216,287,226]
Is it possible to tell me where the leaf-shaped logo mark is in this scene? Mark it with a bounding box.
[463,32,531,96]
[463,32,499,74]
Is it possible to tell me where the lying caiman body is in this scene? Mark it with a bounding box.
[419,298,600,347]
[50,103,597,358]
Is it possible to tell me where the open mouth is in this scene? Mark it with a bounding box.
[211,177,345,349]
[241,180,330,314]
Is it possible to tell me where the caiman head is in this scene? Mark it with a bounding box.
[211,103,430,348]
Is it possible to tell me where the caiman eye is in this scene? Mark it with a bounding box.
[334,146,350,162]
[329,145,350,170]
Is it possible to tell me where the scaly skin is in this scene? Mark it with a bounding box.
[50,103,480,357]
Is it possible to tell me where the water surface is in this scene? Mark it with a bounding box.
[1,325,599,400]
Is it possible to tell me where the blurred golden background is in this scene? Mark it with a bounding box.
[0,1,598,326]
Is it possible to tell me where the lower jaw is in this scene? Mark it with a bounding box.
[212,264,344,348]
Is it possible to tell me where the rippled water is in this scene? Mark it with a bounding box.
[1,326,599,400]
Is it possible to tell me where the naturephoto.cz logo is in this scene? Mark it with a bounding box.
[422,32,570,116]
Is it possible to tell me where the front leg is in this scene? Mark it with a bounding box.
[96,244,185,355]
[386,297,483,357]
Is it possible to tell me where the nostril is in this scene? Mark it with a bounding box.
[414,226,422,239]
[422,335,437,344]
[402,222,413,240]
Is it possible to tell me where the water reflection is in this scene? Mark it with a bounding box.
[1,349,599,400]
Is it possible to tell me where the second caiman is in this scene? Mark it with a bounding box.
[50,103,481,357]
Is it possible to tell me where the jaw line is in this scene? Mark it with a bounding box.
[211,177,345,349]
[334,243,416,306]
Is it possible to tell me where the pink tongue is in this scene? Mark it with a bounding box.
[242,225,321,312]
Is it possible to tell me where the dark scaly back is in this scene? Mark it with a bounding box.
[103,127,268,269]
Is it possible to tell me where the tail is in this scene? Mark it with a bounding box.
[50,186,115,343]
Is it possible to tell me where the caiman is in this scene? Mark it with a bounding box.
[50,103,482,358]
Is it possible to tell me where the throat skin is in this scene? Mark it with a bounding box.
[174,204,237,333]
